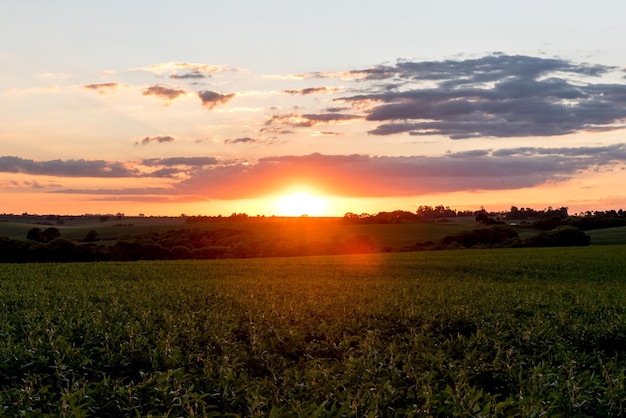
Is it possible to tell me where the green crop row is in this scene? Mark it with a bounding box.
[1,246,625,416]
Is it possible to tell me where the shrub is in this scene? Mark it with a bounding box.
[522,226,590,247]
[442,225,519,248]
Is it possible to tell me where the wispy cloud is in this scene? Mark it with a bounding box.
[224,137,260,145]
[0,156,141,178]
[141,157,219,166]
[131,62,234,78]
[266,113,361,128]
[311,131,347,137]
[283,86,337,95]
[136,136,176,146]
[83,82,123,94]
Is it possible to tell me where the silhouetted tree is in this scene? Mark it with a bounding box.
[42,227,60,243]
[84,230,99,242]
[26,228,43,242]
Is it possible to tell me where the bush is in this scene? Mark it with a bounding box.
[532,215,562,231]
[522,226,590,247]
[442,226,519,248]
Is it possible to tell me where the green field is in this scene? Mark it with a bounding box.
[1,246,626,416]
[587,226,626,245]
[3,215,625,254]
[0,216,187,242]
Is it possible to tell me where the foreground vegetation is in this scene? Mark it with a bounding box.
[1,246,626,416]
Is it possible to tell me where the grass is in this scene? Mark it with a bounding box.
[587,226,626,245]
[1,246,626,416]
[0,216,187,241]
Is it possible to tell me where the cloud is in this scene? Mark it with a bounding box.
[132,62,234,78]
[141,157,219,166]
[174,145,626,199]
[333,54,626,139]
[348,54,610,82]
[142,85,187,103]
[198,90,235,109]
[311,131,346,137]
[0,156,141,178]
[283,87,336,95]
[170,71,208,80]
[2,179,61,189]
[0,156,202,180]
[491,144,626,158]
[83,83,122,94]
[446,150,491,158]
[224,137,260,144]
[259,127,294,136]
[53,187,173,196]
[266,113,361,128]
[136,136,176,146]
[24,143,626,200]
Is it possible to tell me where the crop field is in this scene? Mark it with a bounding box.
[0,215,480,250]
[1,246,626,416]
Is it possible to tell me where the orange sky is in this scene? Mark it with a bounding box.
[2,3,626,217]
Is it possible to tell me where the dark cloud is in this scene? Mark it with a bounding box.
[349,54,611,82]
[325,106,352,113]
[137,136,175,146]
[266,113,361,128]
[283,87,335,95]
[142,85,187,101]
[224,137,259,144]
[170,71,207,80]
[83,83,121,94]
[0,156,140,177]
[198,90,235,109]
[0,156,197,180]
[446,150,491,158]
[335,54,626,139]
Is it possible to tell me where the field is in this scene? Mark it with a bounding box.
[3,215,626,254]
[1,246,626,416]
[0,216,484,256]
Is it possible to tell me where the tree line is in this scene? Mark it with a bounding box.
[341,205,626,229]
[0,226,378,263]
[1,205,623,263]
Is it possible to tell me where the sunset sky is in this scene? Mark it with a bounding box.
[2,0,626,216]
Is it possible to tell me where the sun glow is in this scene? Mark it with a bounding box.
[275,191,329,217]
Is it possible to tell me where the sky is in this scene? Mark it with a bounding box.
[1,0,626,217]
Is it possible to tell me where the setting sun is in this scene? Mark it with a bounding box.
[275,191,329,217]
